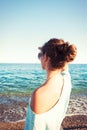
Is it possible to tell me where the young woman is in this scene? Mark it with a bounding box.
[24,38,77,130]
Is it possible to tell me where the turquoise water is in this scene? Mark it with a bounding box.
[0,63,87,96]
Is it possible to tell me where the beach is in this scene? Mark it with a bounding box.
[0,94,87,130]
[0,115,87,130]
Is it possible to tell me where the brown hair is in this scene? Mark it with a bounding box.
[41,38,77,69]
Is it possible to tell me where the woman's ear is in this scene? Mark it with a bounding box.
[44,54,50,63]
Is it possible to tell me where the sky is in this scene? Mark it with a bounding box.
[0,0,87,63]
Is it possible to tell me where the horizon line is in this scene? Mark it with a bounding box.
[0,62,87,64]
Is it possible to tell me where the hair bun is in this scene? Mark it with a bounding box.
[60,42,69,53]
[66,44,77,62]
[56,42,69,56]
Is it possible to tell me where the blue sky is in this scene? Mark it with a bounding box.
[0,0,87,63]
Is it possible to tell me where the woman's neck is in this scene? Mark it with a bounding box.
[46,69,62,81]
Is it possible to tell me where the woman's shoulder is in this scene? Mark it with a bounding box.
[30,78,63,114]
[31,85,56,113]
[30,84,48,114]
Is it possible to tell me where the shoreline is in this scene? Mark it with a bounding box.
[0,94,87,129]
[0,94,87,122]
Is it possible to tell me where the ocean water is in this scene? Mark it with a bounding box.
[0,63,87,96]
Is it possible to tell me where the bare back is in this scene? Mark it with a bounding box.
[30,74,64,114]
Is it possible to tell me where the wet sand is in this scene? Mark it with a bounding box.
[0,115,87,130]
[0,121,25,130]
[67,94,87,115]
[0,94,87,129]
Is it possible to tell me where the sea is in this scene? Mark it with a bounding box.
[0,63,87,122]
[0,63,87,100]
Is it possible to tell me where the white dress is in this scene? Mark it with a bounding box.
[24,70,71,130]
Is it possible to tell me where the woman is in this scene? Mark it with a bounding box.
[24,38,77,130]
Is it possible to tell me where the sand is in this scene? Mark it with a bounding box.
[0,115,87,130]
[0,94,87,130]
